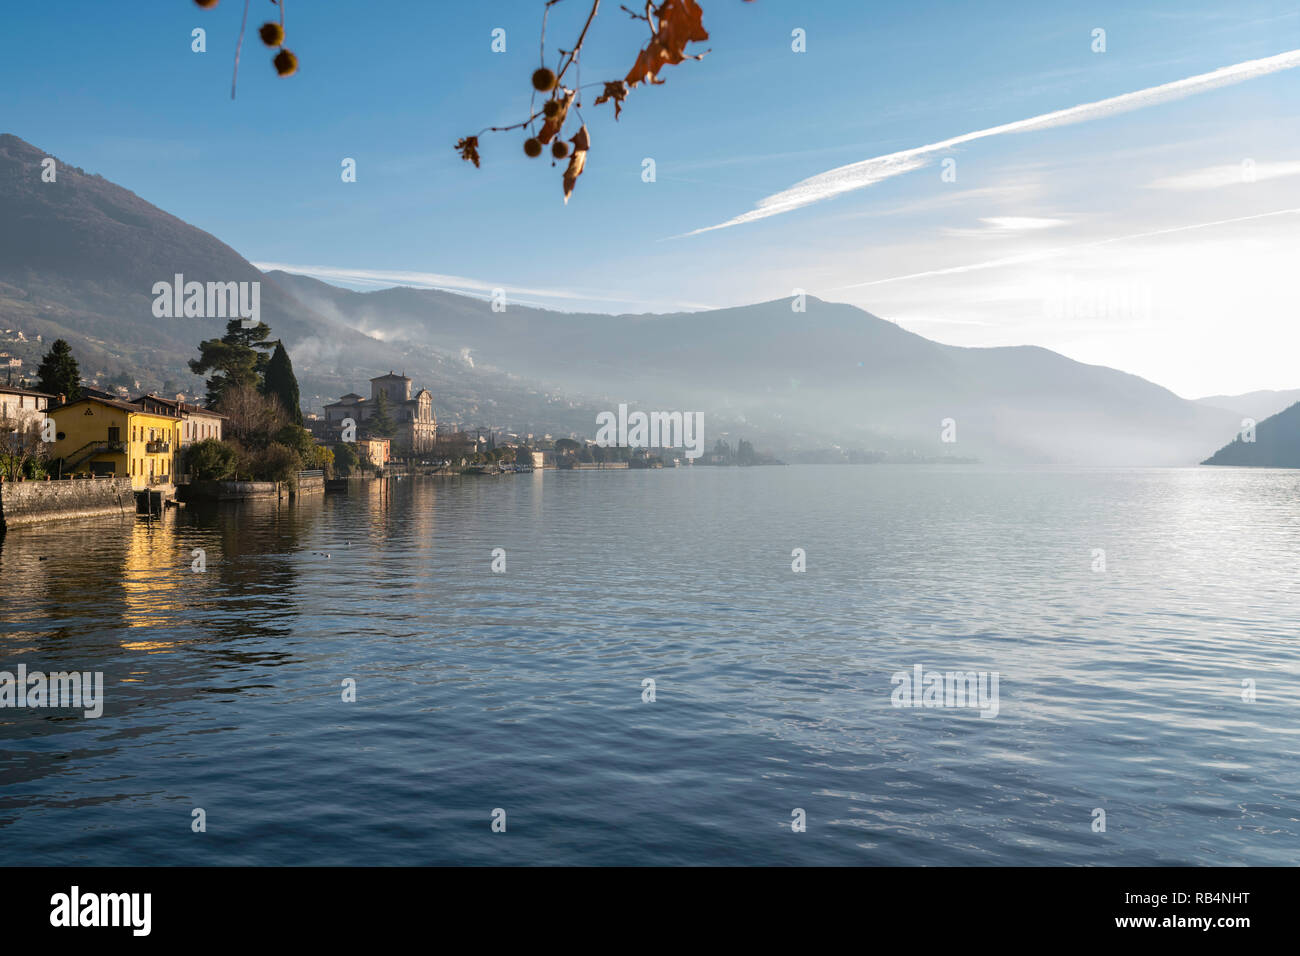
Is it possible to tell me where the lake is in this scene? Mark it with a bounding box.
[1,466,1297,865]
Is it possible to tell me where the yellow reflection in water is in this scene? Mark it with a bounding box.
[119,515,187,630]
[119,640,178,652]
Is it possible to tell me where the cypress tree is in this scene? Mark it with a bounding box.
[261,341,303,425]
[370,391,395,438]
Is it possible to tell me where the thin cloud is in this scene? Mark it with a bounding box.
[253,262,714,312]
[1147,160,1300,190]
[254,261,595,301]
[940,216,1068,238]
[681,48,1300,237]
[833,207,1300,289]
[979,217,1068,231]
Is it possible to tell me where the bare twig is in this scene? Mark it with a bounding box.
[231,0,251,100]
[476,109,549,136]
[555,0,601,85]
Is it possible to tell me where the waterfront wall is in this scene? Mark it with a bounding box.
[179,480,280,501]
[0,476,133,529]
[179,475,325,502]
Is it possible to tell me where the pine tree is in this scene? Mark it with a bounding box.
[189,319,275,406]
[261,341,303,426]
[36,339,82,402]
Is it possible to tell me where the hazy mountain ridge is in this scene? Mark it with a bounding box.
[1195,388,1300,423]
[0,132,1248,462]
[267,271,1241,464]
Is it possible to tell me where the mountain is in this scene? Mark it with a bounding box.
[0,132,1244,463]
[0,134,379,370]
[268,271,1241,465]
[0,133,607,436]
[1195,388,1300,423]
[1202,401,1300,466]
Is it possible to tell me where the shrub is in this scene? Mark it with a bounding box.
[186,438,239,481]
[253,442,301,483]
[333,442,359,476]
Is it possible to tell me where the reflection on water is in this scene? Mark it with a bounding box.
[1,468,1298,865]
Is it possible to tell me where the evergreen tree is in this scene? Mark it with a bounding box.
[36,339,82,402]
[261,341,303,425]
[370,390,395,438]
[189,319,275,406]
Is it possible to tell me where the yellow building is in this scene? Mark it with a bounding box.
[48,396,182,490]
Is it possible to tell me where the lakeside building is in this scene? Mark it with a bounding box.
[132,394,226,445]
[47,396,182,491]
[320,372,436,453]
[0,384,53,431]
[358,437,390,467]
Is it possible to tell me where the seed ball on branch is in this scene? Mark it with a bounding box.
[551,141,569,159]
[194,0,218,7]
[543,99,562,118]
[259,23,285,46]
[532,68,557,92]
[274,49,298,76]
[524,138,543,158]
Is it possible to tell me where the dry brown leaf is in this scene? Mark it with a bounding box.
[454,136,481,168]
[593,80,628,120]
[626,0,711,88]
[563,125,591,204]
[538,89,576,144]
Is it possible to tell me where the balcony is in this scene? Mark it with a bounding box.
[145,440,171,454]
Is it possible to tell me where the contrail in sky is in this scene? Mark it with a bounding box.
[830,207,1300,289]
[681,48,1300,237]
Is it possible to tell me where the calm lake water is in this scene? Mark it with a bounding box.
[1,466,1297,865]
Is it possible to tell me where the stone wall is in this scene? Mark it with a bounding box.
[294,475,325,497]
[178,475,325,501]
[178,480,282,501]
[0,476,134,529]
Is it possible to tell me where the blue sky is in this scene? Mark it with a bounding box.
[3,0,1298,397]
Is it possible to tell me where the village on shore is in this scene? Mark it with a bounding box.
[0,320,740,530]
